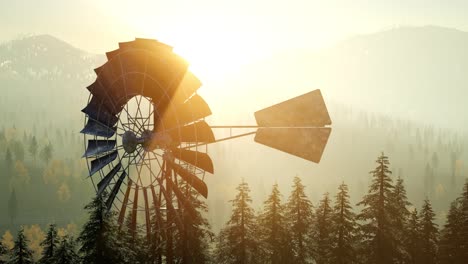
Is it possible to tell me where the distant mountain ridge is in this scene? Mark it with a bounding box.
[0,34,104,81]
[226,25,468,132]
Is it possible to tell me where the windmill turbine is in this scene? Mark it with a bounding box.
[80,38,332,243]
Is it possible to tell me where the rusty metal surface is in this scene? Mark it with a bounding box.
[255,89,331,127]
[254,127,331,163]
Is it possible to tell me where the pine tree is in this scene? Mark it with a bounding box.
[149,203,165,264]
[8,228,34,264]
[121,214,147,264]
[40,143,53,165]
[77,194,128,264]
[285,176,314,264]
[7,189,17,225]
[215,180,260,264]
[28,136,38,163]
[419,199,438,264]
[174,182,214,264]
[314,193,333,264]
[391,176,411,263]
[5,148,12,176]
[457,180,468,261]
[257,183,290,264]
[39,224,59,264]
[356,152,397,264]
[438,200,463,264]
[404,209,422,264]
[11,141,24,162]
[51,235,80,264]
[331,182,357,264]
[0,241,7,264]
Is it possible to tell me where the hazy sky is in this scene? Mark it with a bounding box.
[2,1,468,54]
[2,1,468,90]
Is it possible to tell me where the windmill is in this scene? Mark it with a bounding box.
[81,38,331,244]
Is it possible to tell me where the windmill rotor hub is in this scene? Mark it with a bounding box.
[122,130,172,153]
[142,130,172,152]
[122,131,140,153]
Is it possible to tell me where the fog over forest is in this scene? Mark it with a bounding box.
[0,26,467,263]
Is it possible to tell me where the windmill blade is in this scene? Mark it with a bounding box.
[167,120,215,144]
[119,38,173,51]
[89,151,118,176]
[97,162,122,196]
[118,180,132,227]
[171,148,214,174]
[172,71,202,103]
[82,97,119,127]
[160,184,183,233]
[80,119,116,138]
[83,140,116,158]
[166,159,208,198]
[145,51,188,95]
[106,171,127,211]
[143,188,151,242]
[255,89,332,127]
[150,185,166,240]
[254,127,331,163]
[162,94,212,129]
[131,185,139,236]
[166,177,198,219]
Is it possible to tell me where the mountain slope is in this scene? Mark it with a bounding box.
[222,26,468,131]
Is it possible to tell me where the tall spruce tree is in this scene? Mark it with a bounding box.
[285,176,314,264]
[438,200,463,264]
[215,180,260,264]
[121,213,145,263]
[8,228,34,264]
[28,136,38,163]
[391,176,411,263]
[331,182,357,264]
[315,192,333,264]
[404,209,422,264]
[356,152,397,264]
[39,224,59,264]
[51,235,80,264]
[458,180,468,261]
[173,182,213,264]
[419,199,438,264]
[77,194,128,264]
[149,203,166,263]
[258,183,290,264]
[5,148,12,176]
[8,189,17,225]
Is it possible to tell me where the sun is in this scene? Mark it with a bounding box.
[127,17,271,82]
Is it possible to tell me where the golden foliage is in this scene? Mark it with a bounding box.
[43,159,71,185]
[9,160,30,189]
[1,230,14,250]
[24,225,45,261]
[57,183,71,202]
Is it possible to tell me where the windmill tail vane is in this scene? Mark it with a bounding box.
[80,38,332,240]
